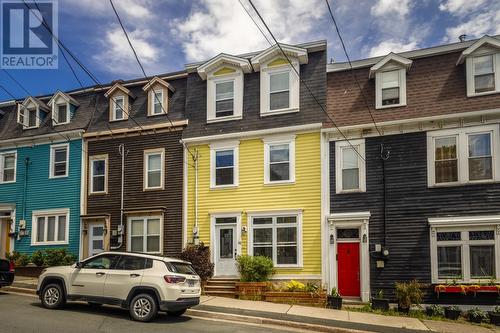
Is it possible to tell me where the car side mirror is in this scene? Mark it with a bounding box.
[75,262,83,269]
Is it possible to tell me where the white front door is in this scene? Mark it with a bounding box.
[215,224,238,276]
[89,224,105,257]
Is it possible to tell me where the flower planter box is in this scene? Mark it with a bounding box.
[264,291,326,307]
[444,308,461,320]
[235,282,267,301]
[489,312,500,326]
[434,285,500,296]
[371,298,390,311]
[326,295,342,309]
[14,266,46,278]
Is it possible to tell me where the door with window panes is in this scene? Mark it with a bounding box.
[128,216,161,254]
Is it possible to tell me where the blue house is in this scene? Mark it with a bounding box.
[0,91,92,258]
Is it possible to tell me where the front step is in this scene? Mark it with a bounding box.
[204,277,238,298]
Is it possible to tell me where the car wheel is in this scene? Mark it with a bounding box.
[41,283,65,309]
[129,293,158,322]
[167,309,187,317]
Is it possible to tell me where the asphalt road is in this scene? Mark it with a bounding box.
[0,292,299,333]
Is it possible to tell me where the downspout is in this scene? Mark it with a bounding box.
[193,148,199,245]
[111,144,126,250]
[22,157,30,221]
[380,143,390,249]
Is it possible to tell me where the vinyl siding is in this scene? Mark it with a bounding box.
[187,131,322,276]
[0,139,82,256]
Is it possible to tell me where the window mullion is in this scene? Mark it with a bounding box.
[143,218,148,252]
[43,216,48,243]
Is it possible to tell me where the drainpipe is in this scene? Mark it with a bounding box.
[193,149,199,245]
[111,144,126,250]
[380,143,390,250]
[22,157,30,221]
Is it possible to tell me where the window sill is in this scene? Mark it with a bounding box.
[260,108,299,117]
[0,180,16,185]
[429,179,499,188]
[49,175,68,179]
[207,115,242,123]
[467,90,500,98]
[375,103,406,110]
[53,122,70,126]
[210,184,238,190]
[32,241,68,246]
[89,191,108,196]
[336,189,366,194]
[143,187,164,192]
[274,264,303,269]
[109,118,127,122]
[264,180,295,186]
[147,112,167,117]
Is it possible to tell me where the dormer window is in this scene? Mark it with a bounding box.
[369,53,412,109]
[17,96,49,129]
[251,44,308,116]
[48,91,79,126]
[457,35,500,97]
[113,96,125,121]
[26,107,37,128]
[196,54,251,123]
[142,76,174,117]
[55,103,68,124]
[105,82,133,122]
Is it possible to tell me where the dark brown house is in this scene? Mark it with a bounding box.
[81,73,188,258]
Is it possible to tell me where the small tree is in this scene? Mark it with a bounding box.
[395,280,423,309]
[179,242,214,282]
[236,255,274,282]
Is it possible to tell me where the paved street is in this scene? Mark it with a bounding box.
[0,292,301,333]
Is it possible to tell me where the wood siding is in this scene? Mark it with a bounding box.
[330,131,500,302]
[86,130,184,256]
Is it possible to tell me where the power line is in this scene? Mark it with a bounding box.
[108,0,197,162]
[2,69,30,96]
[324,0,382,137]
[241,0,365,161]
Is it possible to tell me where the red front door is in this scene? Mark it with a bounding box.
[337,242,360,297]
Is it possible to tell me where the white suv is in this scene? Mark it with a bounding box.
[36,252,201,322]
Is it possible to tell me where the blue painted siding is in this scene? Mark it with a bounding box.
[0,139,82,256]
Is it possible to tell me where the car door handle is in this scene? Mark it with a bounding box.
[130,274,141,278]
[96,272,105,276]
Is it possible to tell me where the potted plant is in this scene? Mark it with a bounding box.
[425,304,444,317]
[489,306,500,326]
[467,307,487,323]
[394,280,423,314]
[327,287,342,309]
[444,305,461,320]
[371,290,389,311]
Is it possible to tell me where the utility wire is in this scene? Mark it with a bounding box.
[241,0,365,161]
[2,69,30,96]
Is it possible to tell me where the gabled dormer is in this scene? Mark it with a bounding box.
[456,35,500,97]
[48,91,80,126]
[251,43,308,116]
[104,81,135,122]
[142,76,175,117]
[196,53,251,123]
[17,96,50,129]
[369,52,412,109]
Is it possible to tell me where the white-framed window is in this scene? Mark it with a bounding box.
[49,143,69,178]
[89,155,107,194]
[335,139,366,193]
[127,216,162,254]
[18,106,39,129]
[260,60,300,116]
[207,71,243,122]
[248,211,302,267]
[375,69,407,109]
[210,142,239,188]
[143,148,165,190]
[53,103,70,125]
[0,151,16,184]
[429,216,500,283]
[31,209,69,245]
[427,125,500,186]
[466,52,500,96]
[151,89,164,116]
[112,95,125,121]
[263,136,295,184]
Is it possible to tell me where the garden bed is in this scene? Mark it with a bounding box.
[236,282,267,300]
[264,291,326,307]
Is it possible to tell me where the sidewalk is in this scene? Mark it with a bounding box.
[5,276,499,333]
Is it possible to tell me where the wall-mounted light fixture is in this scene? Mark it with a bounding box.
[330,234,335,244]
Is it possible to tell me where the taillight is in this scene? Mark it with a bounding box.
[164,275,186,284]
[9,261,15,272]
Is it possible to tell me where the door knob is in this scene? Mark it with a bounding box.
[130,273,141,278]
[96,272,105,276]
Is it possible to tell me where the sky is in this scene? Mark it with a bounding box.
[0,0,499,101]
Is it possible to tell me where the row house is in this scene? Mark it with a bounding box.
[324,35,500,303]
[0,91,91,257]
[182,41,326,281]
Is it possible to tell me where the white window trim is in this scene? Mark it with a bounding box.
[207,71,243,123]
[247,210,303,268]
[49,143,69,179]
[427,124,500,187]
[375,68,407,109]
[31,208,70,246]
[263,135,296,185]
[143,148,165,191]
[52,102,71,126]
[0,151,17,184]
[429,215,500,284]
[19,107,40,129]
[260,61,300,116]
[466,52,500,97]
[150,89,164,116]
[210,141,239,189]
[89,154,108,194]
[126,215,163,254]
[335,139,366,194]
[111,95,126,121]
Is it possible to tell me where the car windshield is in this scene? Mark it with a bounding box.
[165,262,196,275]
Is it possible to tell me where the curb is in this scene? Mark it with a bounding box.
[2,286,37,295]
[186,309,370,333]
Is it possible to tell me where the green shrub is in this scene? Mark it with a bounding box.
[7,251,29,266]
[179,242,214,281]
[6,251,19,263]
[31,250,45,266]
[236,255,274,282]
[426,304,445,317]
[43,249,77,266]
[395,280,423,308]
